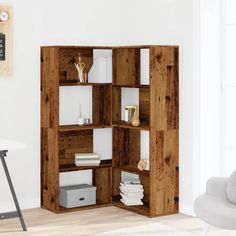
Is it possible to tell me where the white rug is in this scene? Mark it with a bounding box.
[96,222,196,236]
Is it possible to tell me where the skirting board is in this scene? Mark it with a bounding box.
[179,203,195,217]
[0,198,40,212]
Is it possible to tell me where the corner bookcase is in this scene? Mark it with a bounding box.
[41,45,179,217]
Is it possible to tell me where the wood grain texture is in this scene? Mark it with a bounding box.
[139,87,150,125]
[112,127,140,167]
[0,6,13,76]
[149,46,179,217]
[41,47,59,213]
[113,48,140,85]
[93,167,112,204]
[59,130,93,168]
[92,85,112,126]
[112,87,121,122]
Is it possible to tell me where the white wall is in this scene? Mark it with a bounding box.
[0,0,121,212]
[120,0,196,215]
[0,0,197,216]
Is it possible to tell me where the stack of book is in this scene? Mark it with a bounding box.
[120,180,144,206]
[75,153,100,166]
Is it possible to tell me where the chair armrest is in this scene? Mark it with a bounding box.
[206,177,227,199]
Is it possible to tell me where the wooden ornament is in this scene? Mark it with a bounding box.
[137,160,147,171]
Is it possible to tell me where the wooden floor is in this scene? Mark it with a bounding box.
[0,207,235,235]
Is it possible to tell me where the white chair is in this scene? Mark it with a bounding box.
[194,177,236,235]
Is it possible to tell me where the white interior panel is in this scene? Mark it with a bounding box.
[141,131,150,160]
[140,49,150,85]
[88,49,112,83]
[59,86,92,125]
[121,172,139,182]
[94,128,112,160]
[121,88,139,121]
[59,170,92,187]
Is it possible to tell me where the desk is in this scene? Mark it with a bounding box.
[0,139,27,231]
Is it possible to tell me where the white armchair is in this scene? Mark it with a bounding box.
[194,177,236,235]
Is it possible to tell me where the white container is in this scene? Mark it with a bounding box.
[60,184,96,208]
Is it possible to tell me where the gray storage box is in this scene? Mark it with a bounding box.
[60,184,96,208]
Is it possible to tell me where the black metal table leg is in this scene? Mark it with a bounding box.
[0,150,27,231]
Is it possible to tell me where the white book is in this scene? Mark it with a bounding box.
[120,199,143,206]
[120,183,143,188]
[75,163,100,166]
[120,193,144,199]
[75,153,99,159]
[119,187,144,194]
[75,160,100,165]
[123,180,141,184]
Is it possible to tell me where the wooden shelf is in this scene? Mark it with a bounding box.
[60,160,112,172]
[112,84,149,89]
[113,165,149,176]
[60,82,112,86]
[59,124,111,132]
[58,200,111,213]
[112,195,150,216]
[112,121,149,131]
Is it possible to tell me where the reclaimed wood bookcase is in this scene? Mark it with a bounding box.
[41,45,179,217]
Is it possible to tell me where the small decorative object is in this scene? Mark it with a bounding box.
[0,10,9,22]
[83,72,88,83]
[137,160,149,171]
[124,105,140,127]
[125,107,129,122]
[74,53,86,83]
[84,118,91,125]
[77,104,84,126]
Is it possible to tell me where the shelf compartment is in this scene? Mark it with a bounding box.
[113,165,149,176]
[59,130,93,168]
[113,48,140,86]
[112,128,140,167]
[92,84,112,126]
[59,48,93,83]
[93,167,112,205]
[112,121,149,131]
[60,160,112,172]
[112,195,150,216]
[59,124,111,132]
[112,86,150,127]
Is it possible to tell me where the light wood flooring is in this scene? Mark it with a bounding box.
[0,207,235,235]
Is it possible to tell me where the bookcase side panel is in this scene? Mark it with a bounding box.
[41,47,60,213]
[149,46,179,216]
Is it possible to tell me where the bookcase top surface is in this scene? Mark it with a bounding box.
[40,45,179,49]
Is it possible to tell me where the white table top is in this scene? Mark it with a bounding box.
[0,139,27,151]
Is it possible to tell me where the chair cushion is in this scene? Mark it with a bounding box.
[194,194,236,229]
[226,170,236,204]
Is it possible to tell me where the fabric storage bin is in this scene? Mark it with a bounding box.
[60,184,96,208]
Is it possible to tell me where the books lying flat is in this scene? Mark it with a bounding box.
[75,153,100,166]
[120,199,143,206]
[75,153,99,159]
[120,180,144,206]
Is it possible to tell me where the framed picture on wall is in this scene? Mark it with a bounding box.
[0,6,13,76]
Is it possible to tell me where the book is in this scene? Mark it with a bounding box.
[75,153,99,159]
[120,199,143,206]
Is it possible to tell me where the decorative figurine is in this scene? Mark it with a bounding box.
[77,104,84,126]
[74,53,86,83]
[124,105,140,127]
